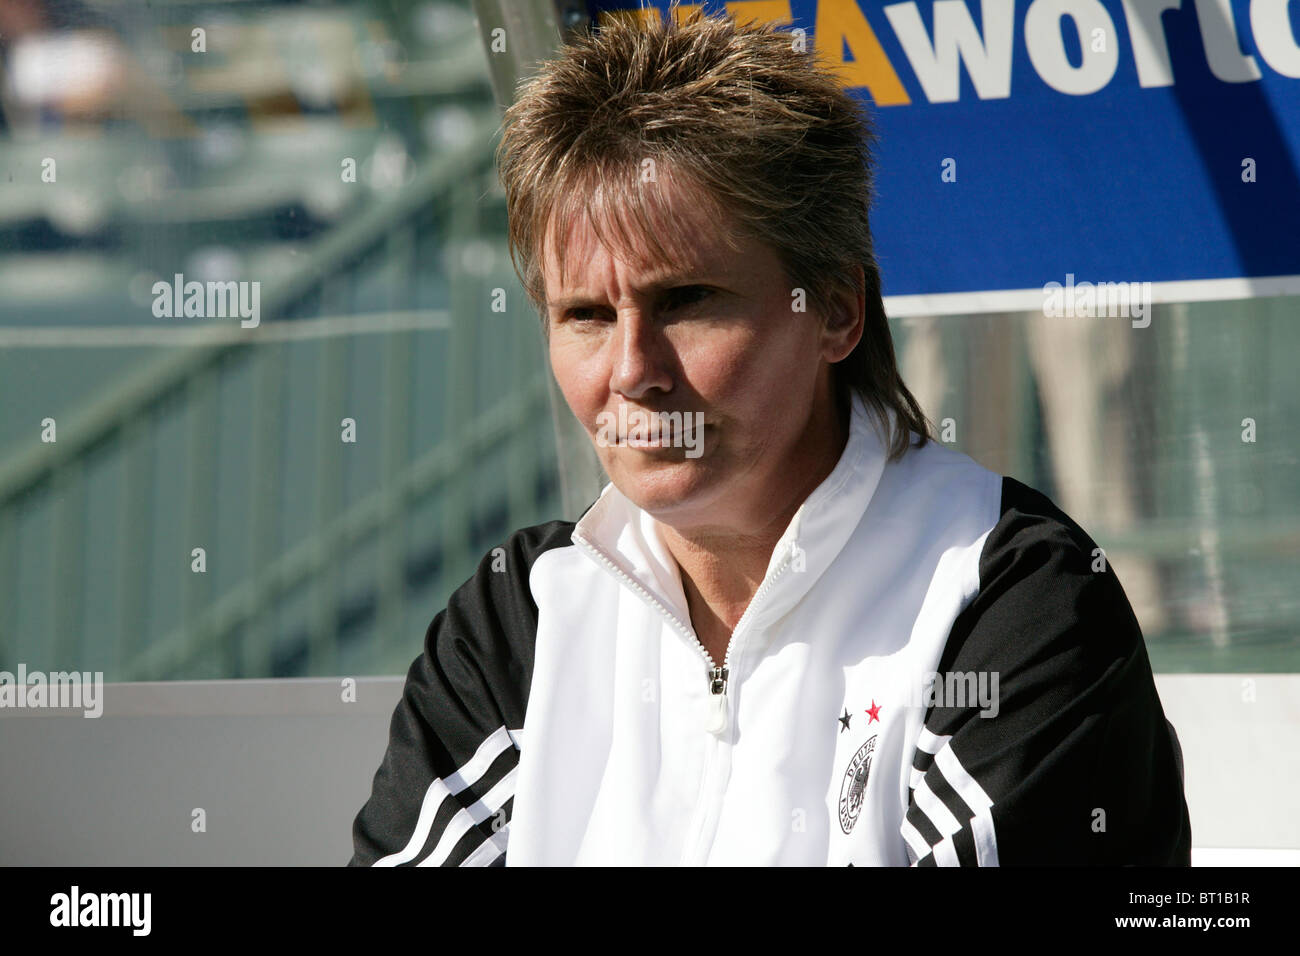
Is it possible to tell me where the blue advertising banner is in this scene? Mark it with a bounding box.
[586,1,1300,313]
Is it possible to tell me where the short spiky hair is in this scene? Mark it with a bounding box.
[495,4,932,461]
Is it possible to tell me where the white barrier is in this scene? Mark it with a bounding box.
[0,674,1295,865]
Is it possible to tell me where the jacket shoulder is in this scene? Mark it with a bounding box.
[434,518,578,703]
[902,476,1191,865]
[347,517,574,867]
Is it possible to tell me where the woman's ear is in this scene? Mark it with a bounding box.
[820,265,866,364]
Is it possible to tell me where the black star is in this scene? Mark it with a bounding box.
[838,707,852,733]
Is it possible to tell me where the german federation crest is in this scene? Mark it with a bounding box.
[838,735,877,834]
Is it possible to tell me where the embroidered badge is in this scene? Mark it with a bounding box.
[838,734,877,834]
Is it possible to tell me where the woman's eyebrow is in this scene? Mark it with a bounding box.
[547,274,722,312]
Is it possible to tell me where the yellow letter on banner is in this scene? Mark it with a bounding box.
[815,0,911,105]
[726,2,795,28]
[600,7,663,27]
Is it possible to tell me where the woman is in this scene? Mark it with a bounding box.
[349,9,1189,866]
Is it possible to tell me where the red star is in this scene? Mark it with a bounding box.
[865,700,882,723]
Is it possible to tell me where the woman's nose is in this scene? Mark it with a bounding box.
[608,311,673,399]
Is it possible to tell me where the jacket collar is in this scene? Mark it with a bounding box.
[570,392,894,634]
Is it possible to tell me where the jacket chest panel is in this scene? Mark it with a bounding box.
[705,638,927,863]
[516,473,985,864]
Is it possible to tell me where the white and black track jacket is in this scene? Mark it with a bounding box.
[349,393,1192,866]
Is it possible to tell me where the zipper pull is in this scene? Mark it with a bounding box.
[709,665,729,695]
[704,666,729,735]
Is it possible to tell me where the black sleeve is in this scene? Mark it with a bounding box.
[347,520,572,867]
[901,477,1192,866]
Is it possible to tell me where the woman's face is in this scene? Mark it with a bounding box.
[542,179,861,535]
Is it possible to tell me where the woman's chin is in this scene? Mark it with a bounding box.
[607,455,723,517]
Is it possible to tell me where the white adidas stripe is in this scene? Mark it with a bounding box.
[914,777,963,839]
[900,818,931,865]
[460,825,509,867]
[912,776,965,866]
[903,729,1000,866]
[373,726,515,867]
[930,833,961,866]
[934,743,999,866]
[417,766,518,867]
[916,727,950,755]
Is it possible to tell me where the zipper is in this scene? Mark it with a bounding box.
[572,528,797,736]
[572,529,705,654]
[705,540,796,731]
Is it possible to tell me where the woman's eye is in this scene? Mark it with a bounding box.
[563,306,612,323]
[665,286,711,310]
[562,287,711,323]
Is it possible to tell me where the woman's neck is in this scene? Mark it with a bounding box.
[656,389,852,662]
